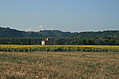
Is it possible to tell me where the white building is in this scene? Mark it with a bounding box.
[41,37,53,45]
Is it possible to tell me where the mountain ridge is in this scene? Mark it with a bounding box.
[0,27,119,38]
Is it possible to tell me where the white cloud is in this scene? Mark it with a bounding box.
[0,25,10,28]
[25,25,44,32]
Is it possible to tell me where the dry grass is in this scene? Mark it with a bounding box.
[0,51,119,79]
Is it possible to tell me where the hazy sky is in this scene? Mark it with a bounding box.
[0,0,119,32]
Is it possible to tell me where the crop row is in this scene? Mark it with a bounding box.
[0,45,119,52]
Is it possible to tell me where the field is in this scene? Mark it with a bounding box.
[0,51,119,79]
[0,45,119,52]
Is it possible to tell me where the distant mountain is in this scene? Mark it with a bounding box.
[69,30,119,38]
[0,27,26,37]
[0,27,119,38]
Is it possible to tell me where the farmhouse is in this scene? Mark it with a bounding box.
[41,37,53,45]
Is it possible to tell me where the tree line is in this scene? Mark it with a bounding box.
[0,37,119,45]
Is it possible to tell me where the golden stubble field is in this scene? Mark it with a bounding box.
[0,51,119,79]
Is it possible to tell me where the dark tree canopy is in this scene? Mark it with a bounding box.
[0,27,119,45]
[0,27,119,38]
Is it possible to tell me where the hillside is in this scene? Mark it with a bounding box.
[0,27,26,37]
[69,31,119,38]
[0,27,119,38]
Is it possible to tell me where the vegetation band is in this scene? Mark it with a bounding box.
[0,45,119,52]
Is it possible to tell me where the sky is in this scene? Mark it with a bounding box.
[0,0,119,32]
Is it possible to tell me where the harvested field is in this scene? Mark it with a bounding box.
[0,51,119,79]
